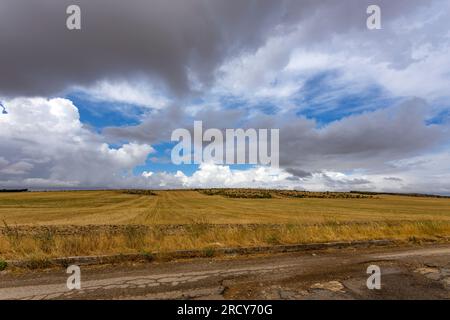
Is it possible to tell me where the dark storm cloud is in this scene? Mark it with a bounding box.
[285,168,311,178]
[103,103,248,144]
[0,0,287,97]
[243,98,446,173]
[275,98,447,172]
[103,104,186,144]
[0,0,432,97]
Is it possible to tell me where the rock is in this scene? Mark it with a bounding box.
[440,268,450,277]
[426,273,442,281]
[442,277,450,288]
[415,267,441,280]
[310,281,345,292]
[278,289,295,300]
[415,267,439,275]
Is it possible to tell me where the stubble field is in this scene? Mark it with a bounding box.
[0,190,449,262]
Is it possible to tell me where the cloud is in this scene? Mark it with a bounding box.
[98,95,450,193]
[0,95,448,194]
[173,162,292,188]
[272,98,447,172]
[73,80,171,110]
[104,96,448,177]
[136,154,450,194]
[103,104,187,144]
[0,0,291,97]
[0,0,439,98]
[384,177,403,182]
[0,97,153,188]
[215,1,450,110]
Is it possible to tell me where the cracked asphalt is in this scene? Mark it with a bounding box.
[0,244,449,300]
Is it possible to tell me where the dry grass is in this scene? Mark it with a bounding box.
[1,220,449,261]
[0,190,450,261]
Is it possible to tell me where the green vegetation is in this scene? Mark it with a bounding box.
[275,190,373,199]
[121,189,157,196]
[198,188,374,199]
[199,188,273,198]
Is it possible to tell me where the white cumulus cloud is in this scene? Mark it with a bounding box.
[0,97,154,188]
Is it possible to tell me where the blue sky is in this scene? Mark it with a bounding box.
[68,93,145,130]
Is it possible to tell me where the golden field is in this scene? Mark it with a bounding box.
[0,190,449,262]
[1,190,450,225]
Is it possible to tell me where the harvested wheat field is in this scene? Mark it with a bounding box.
[0,189,449,261]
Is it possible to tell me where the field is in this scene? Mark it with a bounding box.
[1,190,450,262]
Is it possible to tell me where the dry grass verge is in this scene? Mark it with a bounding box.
[1,220,449,262]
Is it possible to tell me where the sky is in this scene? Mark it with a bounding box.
[1,0,450,194]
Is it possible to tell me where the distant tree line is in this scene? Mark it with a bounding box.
[350,191,450,198]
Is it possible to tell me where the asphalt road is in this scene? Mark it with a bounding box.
[1,244,449,300]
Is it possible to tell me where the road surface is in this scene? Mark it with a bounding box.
[1,244,449,299]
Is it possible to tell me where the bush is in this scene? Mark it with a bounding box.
[203,248,215,258]
[122,189,156,196]
[266,233,281,245]
[0,260,7,271]
[140,251,154,262]
[199,188,272,198]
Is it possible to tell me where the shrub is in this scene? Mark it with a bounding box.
[198,188,272,198]
[140,251,154,261]
[122,189,156,196]
[0,260,7,271]
[203,247,215,258]
[266,233,281,245]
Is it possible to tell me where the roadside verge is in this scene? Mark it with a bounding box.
[5,239,395,269]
